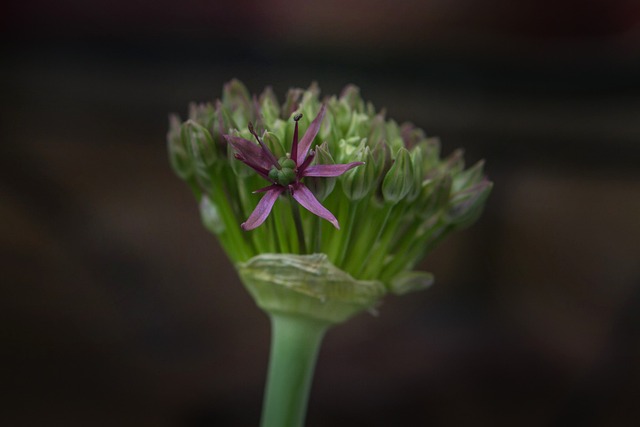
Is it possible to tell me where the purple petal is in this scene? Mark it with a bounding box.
[225,135,273,171]
[302,161,364,177]
[291,184,340,229]
[253,184,280,193]
[296,104,326,165]
[241,188,283,230]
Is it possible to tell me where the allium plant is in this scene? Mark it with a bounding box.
[168,79,492,427]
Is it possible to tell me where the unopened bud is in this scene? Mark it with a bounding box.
[167,114,193,180]
[181,120,217,189]
[382,148,414,203]
[447,180,493,228]
[342,146,376,201]
[305,142,337,201]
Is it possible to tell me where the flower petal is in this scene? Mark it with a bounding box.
[296,104,326,165]
[241,188,284,230]
[253,184,280,193]
[291,184,340,229]
[302,161,364,177]
[225,135,273,171]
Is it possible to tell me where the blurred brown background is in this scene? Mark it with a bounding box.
[2,0,640,426]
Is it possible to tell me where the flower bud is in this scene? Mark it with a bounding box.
[200,195,225,234]
[259,86,281,125]
[263,131,286,159]
[346,112,370,139]
[182,120,217,189]
[447,180,492,229]
[211,102,238,147]
[382,148,414,203]
[227,135,254,178]
[406,147,423,202]
[452,160,485,192]
[367,113,387,148]
[282,87,304,118]
[223,79,253,128]
[188,102,215,129]
[305,142,337,201]
[167,114,192,180]
[400,122,426,149]
[417,174,452,220]
[416,137,441,172]
[341,145,376,201]
[389,271,434,295]
[340,84,364,111]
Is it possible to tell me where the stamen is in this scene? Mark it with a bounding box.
[248,122,280,169]
[291,113,303,165]
[297,149,316,174]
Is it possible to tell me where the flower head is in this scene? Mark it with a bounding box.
[225,104,363,230]
[168,80,491,294]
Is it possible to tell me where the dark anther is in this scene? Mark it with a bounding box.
[293,113,303,122]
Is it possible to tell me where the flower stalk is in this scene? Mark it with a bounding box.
[261,314,329,427]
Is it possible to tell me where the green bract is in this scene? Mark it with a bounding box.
[168,79,492,315]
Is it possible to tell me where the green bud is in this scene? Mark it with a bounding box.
[211,102,238,147]
[346,112,370,139]
[452,160,485,192]
[340,84,365,112]
[385,119,404,154]
[280,158,296,169]
[400,122,426,149]
[181,120,216,188]
[228,136,254,178]
[305,142,336,201]
[268,167,279,182]
[167,114,192,179]
[416,137,441,172]
[368,138,392,185]
[447,180,493,229]
[442,149,465,176]
[367,113,387,148]
[417,175,452,220]
[188,102,215,129]
[200,195,225,234]
[389,271,434,295]
[382,148,414,203]
[282,87,304,118]
[331,97,353,135]
[300,90,322,128]
[259,86,281,125]
[222,79,253,128]
[341,145,376,201]
[405,147,423,202]
[263,132,286,160]
[335,136,363,164]
[277,168,296,186]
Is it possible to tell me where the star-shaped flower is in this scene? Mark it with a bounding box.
[225,105,363,230]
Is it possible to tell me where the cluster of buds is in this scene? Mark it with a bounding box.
[168,80,491,321]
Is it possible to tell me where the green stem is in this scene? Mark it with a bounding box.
[261,314,329,427]
[290,195,307,254]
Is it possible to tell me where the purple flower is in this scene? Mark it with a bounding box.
[225,105,364,230]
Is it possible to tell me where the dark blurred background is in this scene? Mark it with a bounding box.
[2,1,640,426]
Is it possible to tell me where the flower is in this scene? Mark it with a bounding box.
[168,80,494,427]
[225,104,364,231]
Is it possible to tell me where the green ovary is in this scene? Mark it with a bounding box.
[269,158,298,186]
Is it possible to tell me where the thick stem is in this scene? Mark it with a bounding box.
[261,313,329,427]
